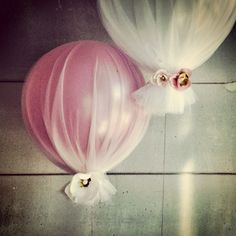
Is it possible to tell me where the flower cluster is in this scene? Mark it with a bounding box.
[149,69,192,91]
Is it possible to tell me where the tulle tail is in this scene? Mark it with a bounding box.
[132,84,197,115]
[65,172,116,205]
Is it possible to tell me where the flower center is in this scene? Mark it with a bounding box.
[179,72,189,86]
[160,75,167,82]
[80,178,91,188]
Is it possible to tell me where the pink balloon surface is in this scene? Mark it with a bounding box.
[22,41,149,175]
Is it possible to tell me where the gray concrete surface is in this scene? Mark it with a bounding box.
[0,0,235,235]
[0,175,163,236]
[165,84,236,173]
[163,176,236,236]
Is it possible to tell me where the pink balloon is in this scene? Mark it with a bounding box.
[22,41,149,204]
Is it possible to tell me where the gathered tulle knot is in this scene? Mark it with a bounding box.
[132,68,196,115]
[65,172,116,205]
[149,68,192,91]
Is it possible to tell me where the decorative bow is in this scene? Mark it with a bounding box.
[149,69,192,91]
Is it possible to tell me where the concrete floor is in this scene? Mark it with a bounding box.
[0,1,236,235]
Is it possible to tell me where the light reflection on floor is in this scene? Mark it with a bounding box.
[179,160,194,236]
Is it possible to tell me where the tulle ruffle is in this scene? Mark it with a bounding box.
[65,172,116,205]
[133,83,196,115]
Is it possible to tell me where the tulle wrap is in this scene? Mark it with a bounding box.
[65,172,116,205]
[99,0,236,115]
[22,41,149,205]
[133,69,195,115]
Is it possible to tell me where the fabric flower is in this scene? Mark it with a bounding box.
[149,69,169,86]
[170,69,192,91]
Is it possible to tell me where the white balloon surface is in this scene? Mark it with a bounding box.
[99,0,236,115]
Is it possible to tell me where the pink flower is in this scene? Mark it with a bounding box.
[170,69,192,91]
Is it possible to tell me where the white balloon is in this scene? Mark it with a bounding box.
[99,0,236,115]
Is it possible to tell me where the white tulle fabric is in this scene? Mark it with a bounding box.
[133,82,196,115]
[65,172,116,205]
[99,0,236,115]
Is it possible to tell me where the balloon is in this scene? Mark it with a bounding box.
[99,0,236,115]
[22,40,150,205]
